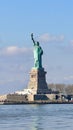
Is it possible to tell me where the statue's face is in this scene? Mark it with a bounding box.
[37,42,39,46]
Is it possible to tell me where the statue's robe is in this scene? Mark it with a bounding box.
[34,44,43,68]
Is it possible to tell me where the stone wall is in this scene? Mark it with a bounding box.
[6,94,28,102]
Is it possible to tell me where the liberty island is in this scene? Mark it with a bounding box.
[6,33,56,103]
[0,34,72,104]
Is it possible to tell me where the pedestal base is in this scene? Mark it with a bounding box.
[28,68,51,94]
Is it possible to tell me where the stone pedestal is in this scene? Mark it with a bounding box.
[28,68,50,94]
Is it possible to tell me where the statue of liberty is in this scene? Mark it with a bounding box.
[31,33,43,69]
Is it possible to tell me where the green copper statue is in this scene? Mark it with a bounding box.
[31,33,43,69]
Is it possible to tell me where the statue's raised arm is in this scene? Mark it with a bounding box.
[31,33,35,45]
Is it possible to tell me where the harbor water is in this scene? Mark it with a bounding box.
[0,104,73,130]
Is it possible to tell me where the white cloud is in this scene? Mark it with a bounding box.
[39,33,65,43]
[0,46,32,56]
[64,75,73,80]
[70,40,73,45]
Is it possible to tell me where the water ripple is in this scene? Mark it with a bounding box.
[0,104,73,130]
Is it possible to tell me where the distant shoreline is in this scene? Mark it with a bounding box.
[0,101,73,105]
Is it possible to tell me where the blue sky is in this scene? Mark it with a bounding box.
[0,0,73,94]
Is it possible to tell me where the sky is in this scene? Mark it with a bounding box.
[0,0,73,94]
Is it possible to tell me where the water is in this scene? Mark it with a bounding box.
[0,104,73,130]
